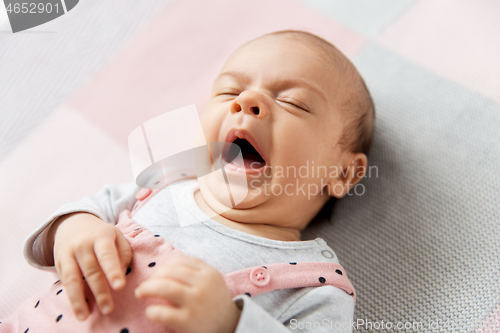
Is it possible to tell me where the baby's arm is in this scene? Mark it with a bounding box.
[23,182,139,270]
[22,182,140,320]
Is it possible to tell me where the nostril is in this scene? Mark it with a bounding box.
[233,104,242,113]
[251,106,260,115]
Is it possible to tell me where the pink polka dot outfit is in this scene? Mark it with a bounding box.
[2,180,356,332]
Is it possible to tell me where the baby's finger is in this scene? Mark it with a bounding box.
[75,251,114,315]
[115,229,132,273]
[135,278,187,307]
[56,255,89,321]
[145,305,184,331]
[149,263,197,286]
[94,238,126,290]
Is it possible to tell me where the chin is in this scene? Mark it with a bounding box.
[199,171,269,212]
[231,187,268,209]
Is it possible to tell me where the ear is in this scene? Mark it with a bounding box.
[326,152,368,198]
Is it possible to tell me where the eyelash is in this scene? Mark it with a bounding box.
[216,92,309,112]
[216,92,240,97]
[277,99,309,112]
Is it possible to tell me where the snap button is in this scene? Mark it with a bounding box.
[321,250,334,259]
[135,188,152,201]
[249,267,271,287]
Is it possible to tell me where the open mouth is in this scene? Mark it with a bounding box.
[222,137,266,173]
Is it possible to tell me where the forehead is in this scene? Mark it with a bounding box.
[219,35,340,96]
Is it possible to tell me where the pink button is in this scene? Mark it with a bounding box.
[249,267,271,287]
[135,188,152,201]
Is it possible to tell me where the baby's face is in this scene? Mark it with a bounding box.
[199,35,354,229]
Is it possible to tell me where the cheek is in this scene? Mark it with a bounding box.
[201,106,224,141]
[273,117,341,172]
[275,121,323,161]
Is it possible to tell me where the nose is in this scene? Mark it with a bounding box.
[230,90,268,118]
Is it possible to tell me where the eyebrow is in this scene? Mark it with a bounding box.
[214,71,328,103]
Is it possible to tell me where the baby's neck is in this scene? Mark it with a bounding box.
[193,190,302,242]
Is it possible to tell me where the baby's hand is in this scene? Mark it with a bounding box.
[51,213,132,321]
[134,255,241,333]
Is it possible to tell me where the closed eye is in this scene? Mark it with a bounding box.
[277,99,309,113]
[215,89,241,97]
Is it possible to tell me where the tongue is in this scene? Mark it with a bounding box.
[230,152,266,169]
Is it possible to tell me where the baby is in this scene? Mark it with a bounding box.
[4,30,374,333]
